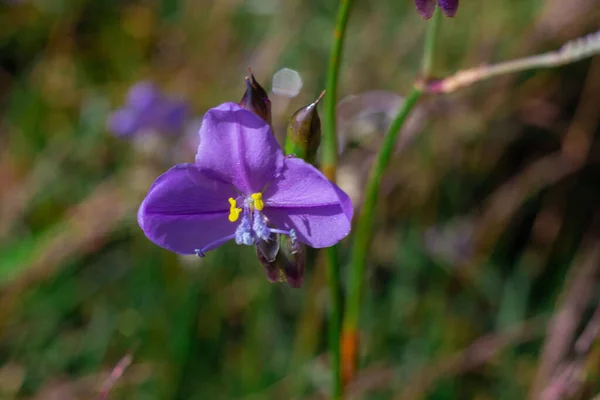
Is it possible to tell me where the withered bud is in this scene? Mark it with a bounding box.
[239,68,272,125]
[256,234,306,288]
[284,90,325,164]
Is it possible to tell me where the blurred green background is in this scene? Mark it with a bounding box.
[1,0,599,399]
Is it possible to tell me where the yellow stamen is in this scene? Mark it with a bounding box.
[277,267,287,283]
[251,192,264,211]
[228,198,242,222]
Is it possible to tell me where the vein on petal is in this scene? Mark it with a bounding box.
[233,115,253,193]
[144,209,229,217]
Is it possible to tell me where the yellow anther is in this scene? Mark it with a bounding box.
[251,193,264,211]
[228,198,242,222]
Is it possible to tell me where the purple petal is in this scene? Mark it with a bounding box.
[144,98,188,135]
[110,81,189,138]
[127,81,159,110]
[335,185,354,223]
[415,0,435,19]
[138,163,238,255]
[107,108,140,137]
[195,102,284,194]
[437,0,458,17]
[162,100,188,133]
[262,157,353,248]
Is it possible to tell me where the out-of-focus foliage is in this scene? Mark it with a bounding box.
[0,0,599,399]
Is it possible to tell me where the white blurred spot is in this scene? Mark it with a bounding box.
[272,68,303,98]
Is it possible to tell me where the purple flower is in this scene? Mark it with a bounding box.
[415,0,458,19]
[138,102,353,258]
[107,81,188,137]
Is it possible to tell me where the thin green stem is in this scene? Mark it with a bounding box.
[322,0,353,178]
[422,7,442,78]
[342,7,442,372]
[343,87,422,330]
[325,245,342,399]
[322,1,354,398]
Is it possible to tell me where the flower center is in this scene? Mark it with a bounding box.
[250,192,264,210]
[228,192,263,222]
[228,198,242,222]
[194,192,297,258]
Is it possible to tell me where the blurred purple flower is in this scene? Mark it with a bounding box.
[138,102,353,259]
[415,0,459,19]
[107,81,188,137]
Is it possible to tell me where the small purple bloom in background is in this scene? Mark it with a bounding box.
[107,81,188,138]
[415,0,459,19]
[138,102,353,261]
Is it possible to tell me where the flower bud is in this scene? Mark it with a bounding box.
[256,235,306,288]
[284,91,325,164]
[414,0,458,19]
[256,234,281,282]
[437,0,458,17]
[239,68,272,125]
[414,0,435,19]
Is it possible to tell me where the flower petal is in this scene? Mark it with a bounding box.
[195,102,284,194]
[414,0,436,19]
[161,100,188,133]
[437,0,458,17]
[262,157,353,248]
[138,163,238,255]
[107,108,140,137]
[127,81,160,110]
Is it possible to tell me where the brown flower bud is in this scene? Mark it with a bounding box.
[256,235,306,288]
[239,68,272,125]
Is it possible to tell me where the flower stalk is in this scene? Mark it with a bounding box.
[322,0,354,397]
[426,30,600,94]
[342,6,442,384]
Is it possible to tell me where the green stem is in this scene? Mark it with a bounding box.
[322,0,353,178]
[343,87,422,329]
[342,5,442,369]
[422,7,442,78]
[325,245,342,399]
[321,1,354,398]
